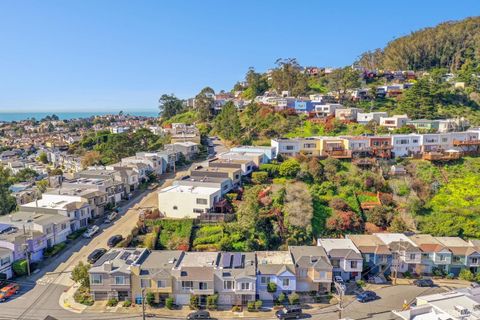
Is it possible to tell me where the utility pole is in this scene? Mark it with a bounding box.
[393,239,404,286]
[334,282,345,319]
[141,288,146,320]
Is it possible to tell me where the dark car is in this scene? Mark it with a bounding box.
[186,310,211,319]
[87,248,107,264]
[275,306,303,319]
[107,235,123,247]
[413,279,434,287]
[356,291,379,303]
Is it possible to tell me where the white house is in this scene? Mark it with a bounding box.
[392,134,422,157]
[379,115,409,129]
[157,185,222,219]
[374,233,422,273]
[317,238,363,281]
[356,112,388,124]
[314,104,344,118]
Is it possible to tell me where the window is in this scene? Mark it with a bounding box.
[196,198,207,205]
[173,206,178,210]
[0,256,11,266]
[140,279,150,288]
[319,271,327,279]
[298,269,307,277]
[240,282,250,290]
[409,254,416,260]
[157,280,166,288]
[182,281,193,290]
[286,146,294,150]
[439,254,446,261]
[193,208,204,213]
[199,282,208,290]
[350,261,358,268]
[91,274,103,285]
[223,280,234,290]
[260,276,270,285]
[61,223,67,230]
[115,276,126,285]
[282,279,290,287]
[472,258,478,264]
[331,259,340,268]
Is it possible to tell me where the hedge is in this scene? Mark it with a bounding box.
[12,259,28,276]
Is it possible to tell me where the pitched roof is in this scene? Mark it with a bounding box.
[347,234,391,255]
[408,234,450,253]
[289,246,332,270]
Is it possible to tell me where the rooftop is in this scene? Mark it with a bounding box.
[158,185,221,196]
[176,252,219,268]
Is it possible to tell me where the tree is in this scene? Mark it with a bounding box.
[307,158,324,182]
[35,180,48,193]
[195,87,215,121]
[14,168,38,182]
[397,78,437,119]
[326,67,361,102]
[236,186,262,231]
[326,210,363,233]
[356,48,384,70]
[213,102,242,141]
[81,151,102,168]
[243,67,269,99]
[284,182,313,231]
[71,261,91,288]
[159,94,184,119]
[252,172,269,184]
[0,166,16,215]
[389,216,409,232]
[38,152,49,164]
[365,206,395,228]
[279,158,301,178]
[146,292,155,306]
[270,58,308,96]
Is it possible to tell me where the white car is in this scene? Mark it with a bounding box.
[83,225,100,238]
[104,212,118,223]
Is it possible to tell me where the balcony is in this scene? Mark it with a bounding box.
[453,139,480,146]
[324,148,352,159]
[422,152,461,161]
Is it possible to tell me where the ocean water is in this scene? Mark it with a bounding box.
[0,111,159,122]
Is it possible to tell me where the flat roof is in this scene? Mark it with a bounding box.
[159,185,220,195]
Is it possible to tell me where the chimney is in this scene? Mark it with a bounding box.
[104,262,113,272]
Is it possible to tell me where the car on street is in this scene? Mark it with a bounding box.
[356,290,379,303]
[107,234,123,247]
[83,225,100,238]
[186,310,211,319]
[104,211,118,223]
[413,279,434,287]
[276,306,303,319]
[0,283,20,302]
[87,248,107,264]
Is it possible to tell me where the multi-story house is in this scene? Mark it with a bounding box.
[374,233,421,274]
[157,185,222,219]
[0,224,46,262]
[171,252,218,306]
[62,177,125,206]
[174,176,233,195]
[313,103,344,118]
[190,167,242,188]
[214,252,256,306]
[20,194,91,231]
[318,137,351,159]
[436,237,480,275]
[208,158,255,176]
[271,138,301,157]
[369,136,393,158]
[256,251,296,301]
[0,211,71,248]
[89,248,149,301]
[379,115,409,129]
[408,234,452,275]
[335,107,360,121]
[356,112,388,124]
[294,100,314,114]
[339,136,371,156]
[229,146,276,163]
[392,134,422,157]
[0,247,13,279]
[289,246,332,293]
[165,142,200,161]
[346,234,392,277]
[131,250,183,305]
[406,119,440,132]
[218,151,264,168]
[46,186,108,218]
[317,239,363,281]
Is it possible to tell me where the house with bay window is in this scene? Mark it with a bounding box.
[256,251,296,301]
[317,238,363,282]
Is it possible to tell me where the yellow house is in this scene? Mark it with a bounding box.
[298,138,322,157]
[318,137,351,158]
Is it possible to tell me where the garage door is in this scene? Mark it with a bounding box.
[93,291,108,301]
[218,294,232,306]
[296,281,309,292]
[175,294,190,306]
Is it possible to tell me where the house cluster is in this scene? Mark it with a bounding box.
[157,146,276,220]
[87,233,480,306]
[271,128,480,160]
[394,286,480,320]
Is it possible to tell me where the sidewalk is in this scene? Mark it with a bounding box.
[59,283,87,314]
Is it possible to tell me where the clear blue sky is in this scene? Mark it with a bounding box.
[0,0,478,112]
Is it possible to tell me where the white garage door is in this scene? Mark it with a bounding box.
[218,294,232,306]
[175,294,190,305]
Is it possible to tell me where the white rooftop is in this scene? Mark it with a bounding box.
[317,238,361,253]
[158,185,220,195]
[22,194,85,210]
[374,233,417,246]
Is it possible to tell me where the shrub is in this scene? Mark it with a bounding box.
[67,228,87,240]
[122,300,132,307]
[279,158,301,178]
[267,282,277,293]
[446,273,455,280]
[460,269,474,281]
[252,171,269,184]
[73,286,94,306]
[259,163,280,177]
[107,298,119,307]
[12,259,28,276]
[288,292,300,305]
[145,292,155,306]
[232,305,242,312]
[44,243,67,257]
[277,292,286,305]
[403,271,412,279]
[206,294,218,310]
[356,280,366,288]
[247,301,255,311]
[189,295,199,310]
[254,300,263,310]
[166,297,174,309]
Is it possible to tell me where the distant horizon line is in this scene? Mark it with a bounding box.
[0,109,158,114]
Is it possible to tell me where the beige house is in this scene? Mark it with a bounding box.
[289,246,332,293]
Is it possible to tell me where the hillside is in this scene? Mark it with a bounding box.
[358,16,480,71]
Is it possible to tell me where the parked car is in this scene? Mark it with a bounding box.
[0,283,20,302]
[356,291,379,303]
[187,310,211,319]
[104,212,118,223]
[83,225,100,238]
[413,279,434,287]
[275,306,303,319]
[107,235,123,247]
[87,248,107,264]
